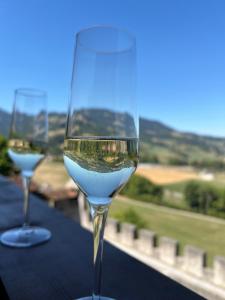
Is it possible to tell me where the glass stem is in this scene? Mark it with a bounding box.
[89,201,110,300]
[22,176,31,227]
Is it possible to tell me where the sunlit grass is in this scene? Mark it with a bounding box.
[110,198,225,266]
[33,159,69,189]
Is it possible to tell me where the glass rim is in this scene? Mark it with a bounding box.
[76,25,136,54]
[15,88,47,98]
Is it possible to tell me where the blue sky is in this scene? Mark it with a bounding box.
[0,0,225,136]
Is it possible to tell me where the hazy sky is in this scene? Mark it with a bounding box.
[0,0,225,136]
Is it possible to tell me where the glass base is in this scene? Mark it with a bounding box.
[0,226,51,248]
[76,297,114,300]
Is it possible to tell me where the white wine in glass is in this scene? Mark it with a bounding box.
[8,140,45,178]
[64,138,138,202]
[64,26,138,300]
[1,88,51,248]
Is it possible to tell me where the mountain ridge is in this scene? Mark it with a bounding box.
[1,108,225,166]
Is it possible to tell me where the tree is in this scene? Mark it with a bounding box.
[120,174,163,202]
[0,135,13,176]
[211,189,225,213]
[199,185,218,214]
[184,181,201,210]
[184,181,218,214]
[115,208,146,229]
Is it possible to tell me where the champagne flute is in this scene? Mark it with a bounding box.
[64,26,138,300]
[1,88,51,247]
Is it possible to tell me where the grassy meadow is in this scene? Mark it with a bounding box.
[136,165,199,184]
[33,160,225,265]
[110,197,225,266]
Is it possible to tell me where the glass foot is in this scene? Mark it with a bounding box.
[0,226,51,248]
[76,297,114,300]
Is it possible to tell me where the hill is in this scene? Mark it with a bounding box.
[1,108,225,167]
[0,109,11,137]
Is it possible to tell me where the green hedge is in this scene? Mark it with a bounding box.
[120,174,163,203]
[0,135,13,176]
[120,175,225,219]
[114,208,147,229]
[184,180,225,215]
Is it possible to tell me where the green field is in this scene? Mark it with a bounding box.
[164,177,225,193]
[162,178,225,214]
[33,161,225,266]
[110,197,225,266]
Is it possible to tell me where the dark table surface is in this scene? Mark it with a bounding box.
[0,176,205,300]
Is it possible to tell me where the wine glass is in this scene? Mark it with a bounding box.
[64,26,138,300]
[1,88,51,248]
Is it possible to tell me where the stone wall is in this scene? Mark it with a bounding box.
[77,193,225,300]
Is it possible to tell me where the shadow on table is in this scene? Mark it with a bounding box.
[0,277,10,300]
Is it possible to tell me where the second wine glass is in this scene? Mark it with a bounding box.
[1,88,51,248]
[64,26,138,299]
